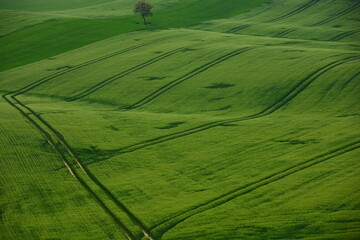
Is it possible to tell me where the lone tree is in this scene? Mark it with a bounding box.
[134,0,153,25]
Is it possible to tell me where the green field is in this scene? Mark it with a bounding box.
[0,0,359,239]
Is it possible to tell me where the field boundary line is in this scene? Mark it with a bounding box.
[2,94,139,240]
[1,38,178,238]
[3,93,156,240]
[14,96,156,239]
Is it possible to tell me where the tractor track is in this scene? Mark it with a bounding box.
[66,47,187,101]
[236,0,278,20]
[3,92,156,239]
[2,94,140,240]
[330,30,358,41]
[150,140,360,238]
[310,2,360,27]
[224,25,251,33]
[0,19,58,39]
[266,0,320,23]
[3,33,358,239]
[341,71,360,89]
[1,39,176,239]
[125,47,254,110]
[107,55,359,155]
[273,29,295,38]
[12,36,177,97]
[11,96,156,240]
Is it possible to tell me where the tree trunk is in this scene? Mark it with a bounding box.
[142,16,147,25]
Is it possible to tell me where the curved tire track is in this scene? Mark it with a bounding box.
[107,56,359,155]
[12,35,176,97]
[224,25,251,33]
[1,37,176,240]
[273,29,295,38]
[4,92,156,239]
[2,94,139,240]
[341,71,360,89]
[310,2,360,27]
[66,47,187,101]
[330,30,358,41]
[151,141,360,238]
[266,0,320,23]
[125,47,254,110]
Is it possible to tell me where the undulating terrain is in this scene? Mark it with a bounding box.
[0,0,359,239]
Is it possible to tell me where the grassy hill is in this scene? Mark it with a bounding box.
[0,0,359,239]
[0,0,268,72]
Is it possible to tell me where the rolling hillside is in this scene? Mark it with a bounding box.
[0,0,359,239]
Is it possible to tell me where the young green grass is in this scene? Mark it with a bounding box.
[191,0,360,42]
[0,99,129,240]
[0,0,359,239]
[0,0,269,72]
[0,0,114,11]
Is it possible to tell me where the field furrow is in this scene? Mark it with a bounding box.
[12,36,177,97]
[108,56,359,155]
[67,47,187,102]
[125,47,254,110]
[330,30,359,41]
[2,93,146,239]
[1,0,359,239]
[310,2,360,27]
[266,0,321,23]
[273,29,295,38]
[224,24,251,33]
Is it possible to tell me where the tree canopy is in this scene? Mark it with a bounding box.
[134,0,153,25]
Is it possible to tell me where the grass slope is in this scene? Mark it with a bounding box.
[0,0,115,11]
[0,99,128,240]
[0,0,359,239]
[0,0,268,72]
[191,0,360,42]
